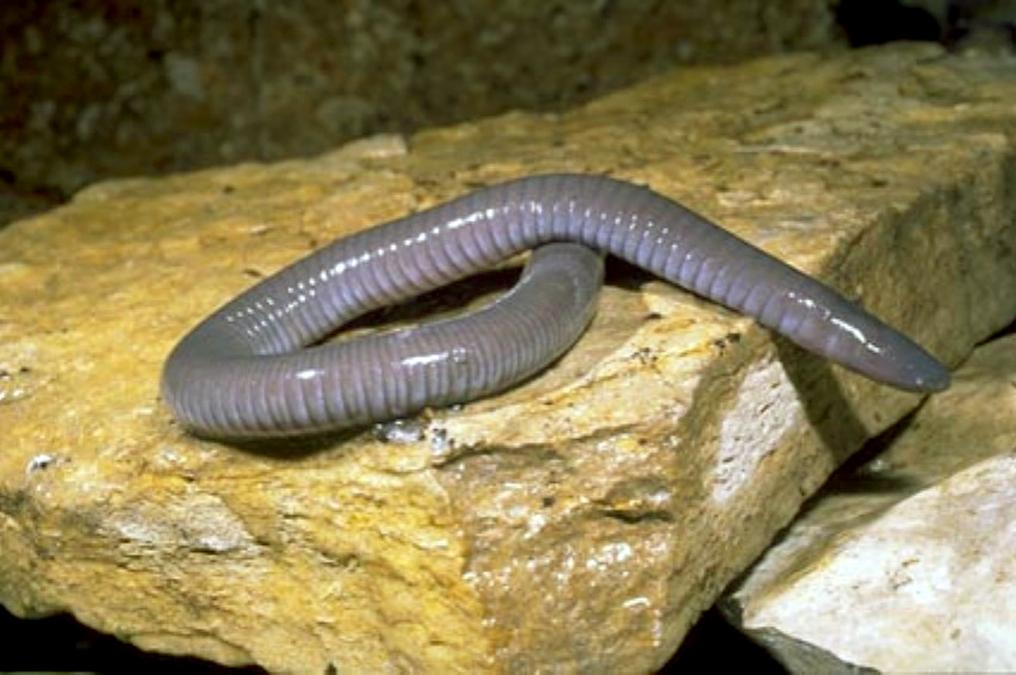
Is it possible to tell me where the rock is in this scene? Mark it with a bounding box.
[0,0,840,200]
[1,44,1015,673]
[725,334,1016,673]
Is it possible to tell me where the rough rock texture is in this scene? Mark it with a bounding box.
[1,44,1015,673]
[725,334,1016,673]
[0,0,839,205]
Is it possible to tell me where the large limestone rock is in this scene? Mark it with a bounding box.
[1,44,1014,672]
[725,334,1016,673]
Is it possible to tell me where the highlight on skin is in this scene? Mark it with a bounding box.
[161,174,950,439]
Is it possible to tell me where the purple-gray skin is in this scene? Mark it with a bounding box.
[161,174,949,439]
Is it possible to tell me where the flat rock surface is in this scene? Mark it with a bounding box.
[726,333,1016,673]
[1,44,1015,673]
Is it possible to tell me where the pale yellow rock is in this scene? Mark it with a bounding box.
[725,335,1016,673]
[1,44,1015,673]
